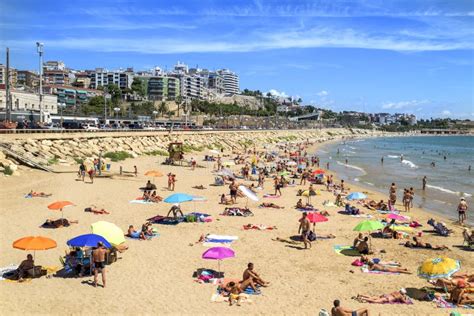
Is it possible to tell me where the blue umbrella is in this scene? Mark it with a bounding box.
[163,193,194,204]
[346,192,367,201]
[67,234,112,248]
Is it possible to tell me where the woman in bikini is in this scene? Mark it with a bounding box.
[357,289,409,304]
[367,262,412,274]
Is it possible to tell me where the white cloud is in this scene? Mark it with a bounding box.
[382,100,429,110]
[441,110,451,116]
[268,89,289,98]
[317,90,329,97]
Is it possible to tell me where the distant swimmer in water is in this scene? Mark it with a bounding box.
[337,149,340,155]
[326,162,330,170]
[431,162,436,167]
[400,154,404,162]
[422,176,427,190]
[469,165,471,172]
[345,159,348,165]
[444,156,447,160]
[381,157,384,165]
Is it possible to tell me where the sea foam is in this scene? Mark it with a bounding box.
[427,185,473,197]
[401,160,418,169]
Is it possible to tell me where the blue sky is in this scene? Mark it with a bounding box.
[1,0,473,118]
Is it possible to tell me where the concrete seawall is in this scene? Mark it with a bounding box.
[0,128,386,175]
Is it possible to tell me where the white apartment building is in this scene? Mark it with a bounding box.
[91,68,134,90]
[0,89,57,114]
[217,69,239,95]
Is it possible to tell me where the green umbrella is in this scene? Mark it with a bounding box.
[353,220,385,232]
[279,171,290,177]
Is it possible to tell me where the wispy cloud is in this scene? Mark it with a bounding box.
[317,90,329,97]
[382,100,429,110]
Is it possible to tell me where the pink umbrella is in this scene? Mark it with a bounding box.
[202,247,235,275]
[386,213,409,221]
[307,212,328,232]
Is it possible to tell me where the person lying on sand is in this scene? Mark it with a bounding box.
[192,185,206,190]
[449,280,474,305]
[222,278,259,294]
[356,289,409,304]
[319,210,330,216]
[243,262,270,287]
[331,299,369,316]
[42,218,78,228]
[85,206,110,215]
[27,190,52,198]
[367,262,412,274]
[359,255,400,267]
[126,225,146,240]
[259,202,284,209]
[149,191,163,202]
[404,236,449,250]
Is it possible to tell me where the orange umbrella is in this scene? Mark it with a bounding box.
[13,236,57,268]
[145,170,164,177]
[312,169,325,175]
[47,201,75,219]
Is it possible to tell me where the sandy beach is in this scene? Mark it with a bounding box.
[0,133,472,316]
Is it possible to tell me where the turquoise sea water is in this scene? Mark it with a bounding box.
[318,136,474,225]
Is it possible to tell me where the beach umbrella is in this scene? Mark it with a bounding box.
[353,220,385,232]
[279,171,290,177]
[302,190,317,204]
[418,257,461,280]
[91,221,125,246]
[346,192,367,201]
[312,169,325,175]
[202,247,235,275]
[217,168,234,178]
[13,236,57,274]
[307,212,328,232]
[238,185,259,207]
[67,234,112,249]
[164,193,194,204]
[47,200,75,219]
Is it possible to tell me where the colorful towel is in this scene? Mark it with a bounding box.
[351,214,373,218]
[243,225,276,230]
[333,245,360,256]
[206,234,238,241]
[433,296,474,309]
[361,267,400,275]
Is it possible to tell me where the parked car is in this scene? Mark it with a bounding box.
[82,124,99,130]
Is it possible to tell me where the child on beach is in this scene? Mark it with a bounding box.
[228,282,242,306]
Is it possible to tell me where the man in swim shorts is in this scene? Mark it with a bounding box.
[331,299,369,316]
[93,242,107,288]
[298,212,312,249]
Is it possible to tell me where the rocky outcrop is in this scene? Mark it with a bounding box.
[0,128,381,169]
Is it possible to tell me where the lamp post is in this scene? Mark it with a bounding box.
[59,102,66,128]
[113,107,120,119]
[36,42,44,123]
[152,110,158,126]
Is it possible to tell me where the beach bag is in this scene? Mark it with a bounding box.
[319,309,330,316]
[308,231,317,241]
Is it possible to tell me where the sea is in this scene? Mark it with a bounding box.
[317,135,474,225]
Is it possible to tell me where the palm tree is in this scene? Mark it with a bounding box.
[158,101,168,117]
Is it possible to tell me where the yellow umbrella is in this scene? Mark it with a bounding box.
[91,221,125,246]
[391,225,413,232]
[418,257,461,280]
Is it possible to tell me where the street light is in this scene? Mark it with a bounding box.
[113,107,120,118]
[59,102,66,127]
[152,110,158,126]
[36,42,44,123]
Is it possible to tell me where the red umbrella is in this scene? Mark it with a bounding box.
[307,212,328,223]
[312,169,326,175]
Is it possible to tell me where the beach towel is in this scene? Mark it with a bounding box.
[210,293,253,303]
[361,267,400,275]
[129,198,156,205]
[433,296,474,309]
[147,215,184,225]
[296,207,319,212]
[206,234,239,241]
[263,194,280,198]
[126,233,159,240]
[351,214,373,219]
[333,245,360,256]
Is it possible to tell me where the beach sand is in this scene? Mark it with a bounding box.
[0,138,472,316]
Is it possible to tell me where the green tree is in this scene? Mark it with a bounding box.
[106,84,122,106]
[83,96,112,116]
[158,102,168,117]
[131,77,146,97]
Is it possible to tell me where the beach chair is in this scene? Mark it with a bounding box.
[462,231,474,250]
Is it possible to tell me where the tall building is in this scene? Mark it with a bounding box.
[91,68,134,90]
[17,70,39,88]
[147,76,180,101]
[208,72,225,94]
[0,64,18,86]
[217,69,239,95]
[72,72,91,88]
[43,61,70,86]
[43,85,103,108]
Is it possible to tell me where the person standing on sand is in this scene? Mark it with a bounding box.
[422,176,427,190]
[88,167,95,184]
[92,242,107,288]
[298,212,311,249]
[409,187,415,208]
[331,299,369,316]
[134,165,137,177]
[326,162,330,170]
[457,198,468,225]
[389,183,397,206]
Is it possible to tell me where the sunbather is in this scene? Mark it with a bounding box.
[367,262,412,274]
[126,225,146,240]
[193,185,206,190]
[27,190,52,198]
[356,237,372,255]
[356,289,410,304]
[243,262,270,287]
[427,218,452,236]
[223,278,258,294]
[431,277,474,291]
[353,233,364,248]
[404,236,449,250]
[332,299,369,316]
[166,204,184,219]
[15,254,35,281]
[150,191,163,202]
[449,280,474,305]
[359,255,400,267]
[42,218,78,228]
[259,202,284,209]
[85,206,110,215]
[463,228,474,247]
